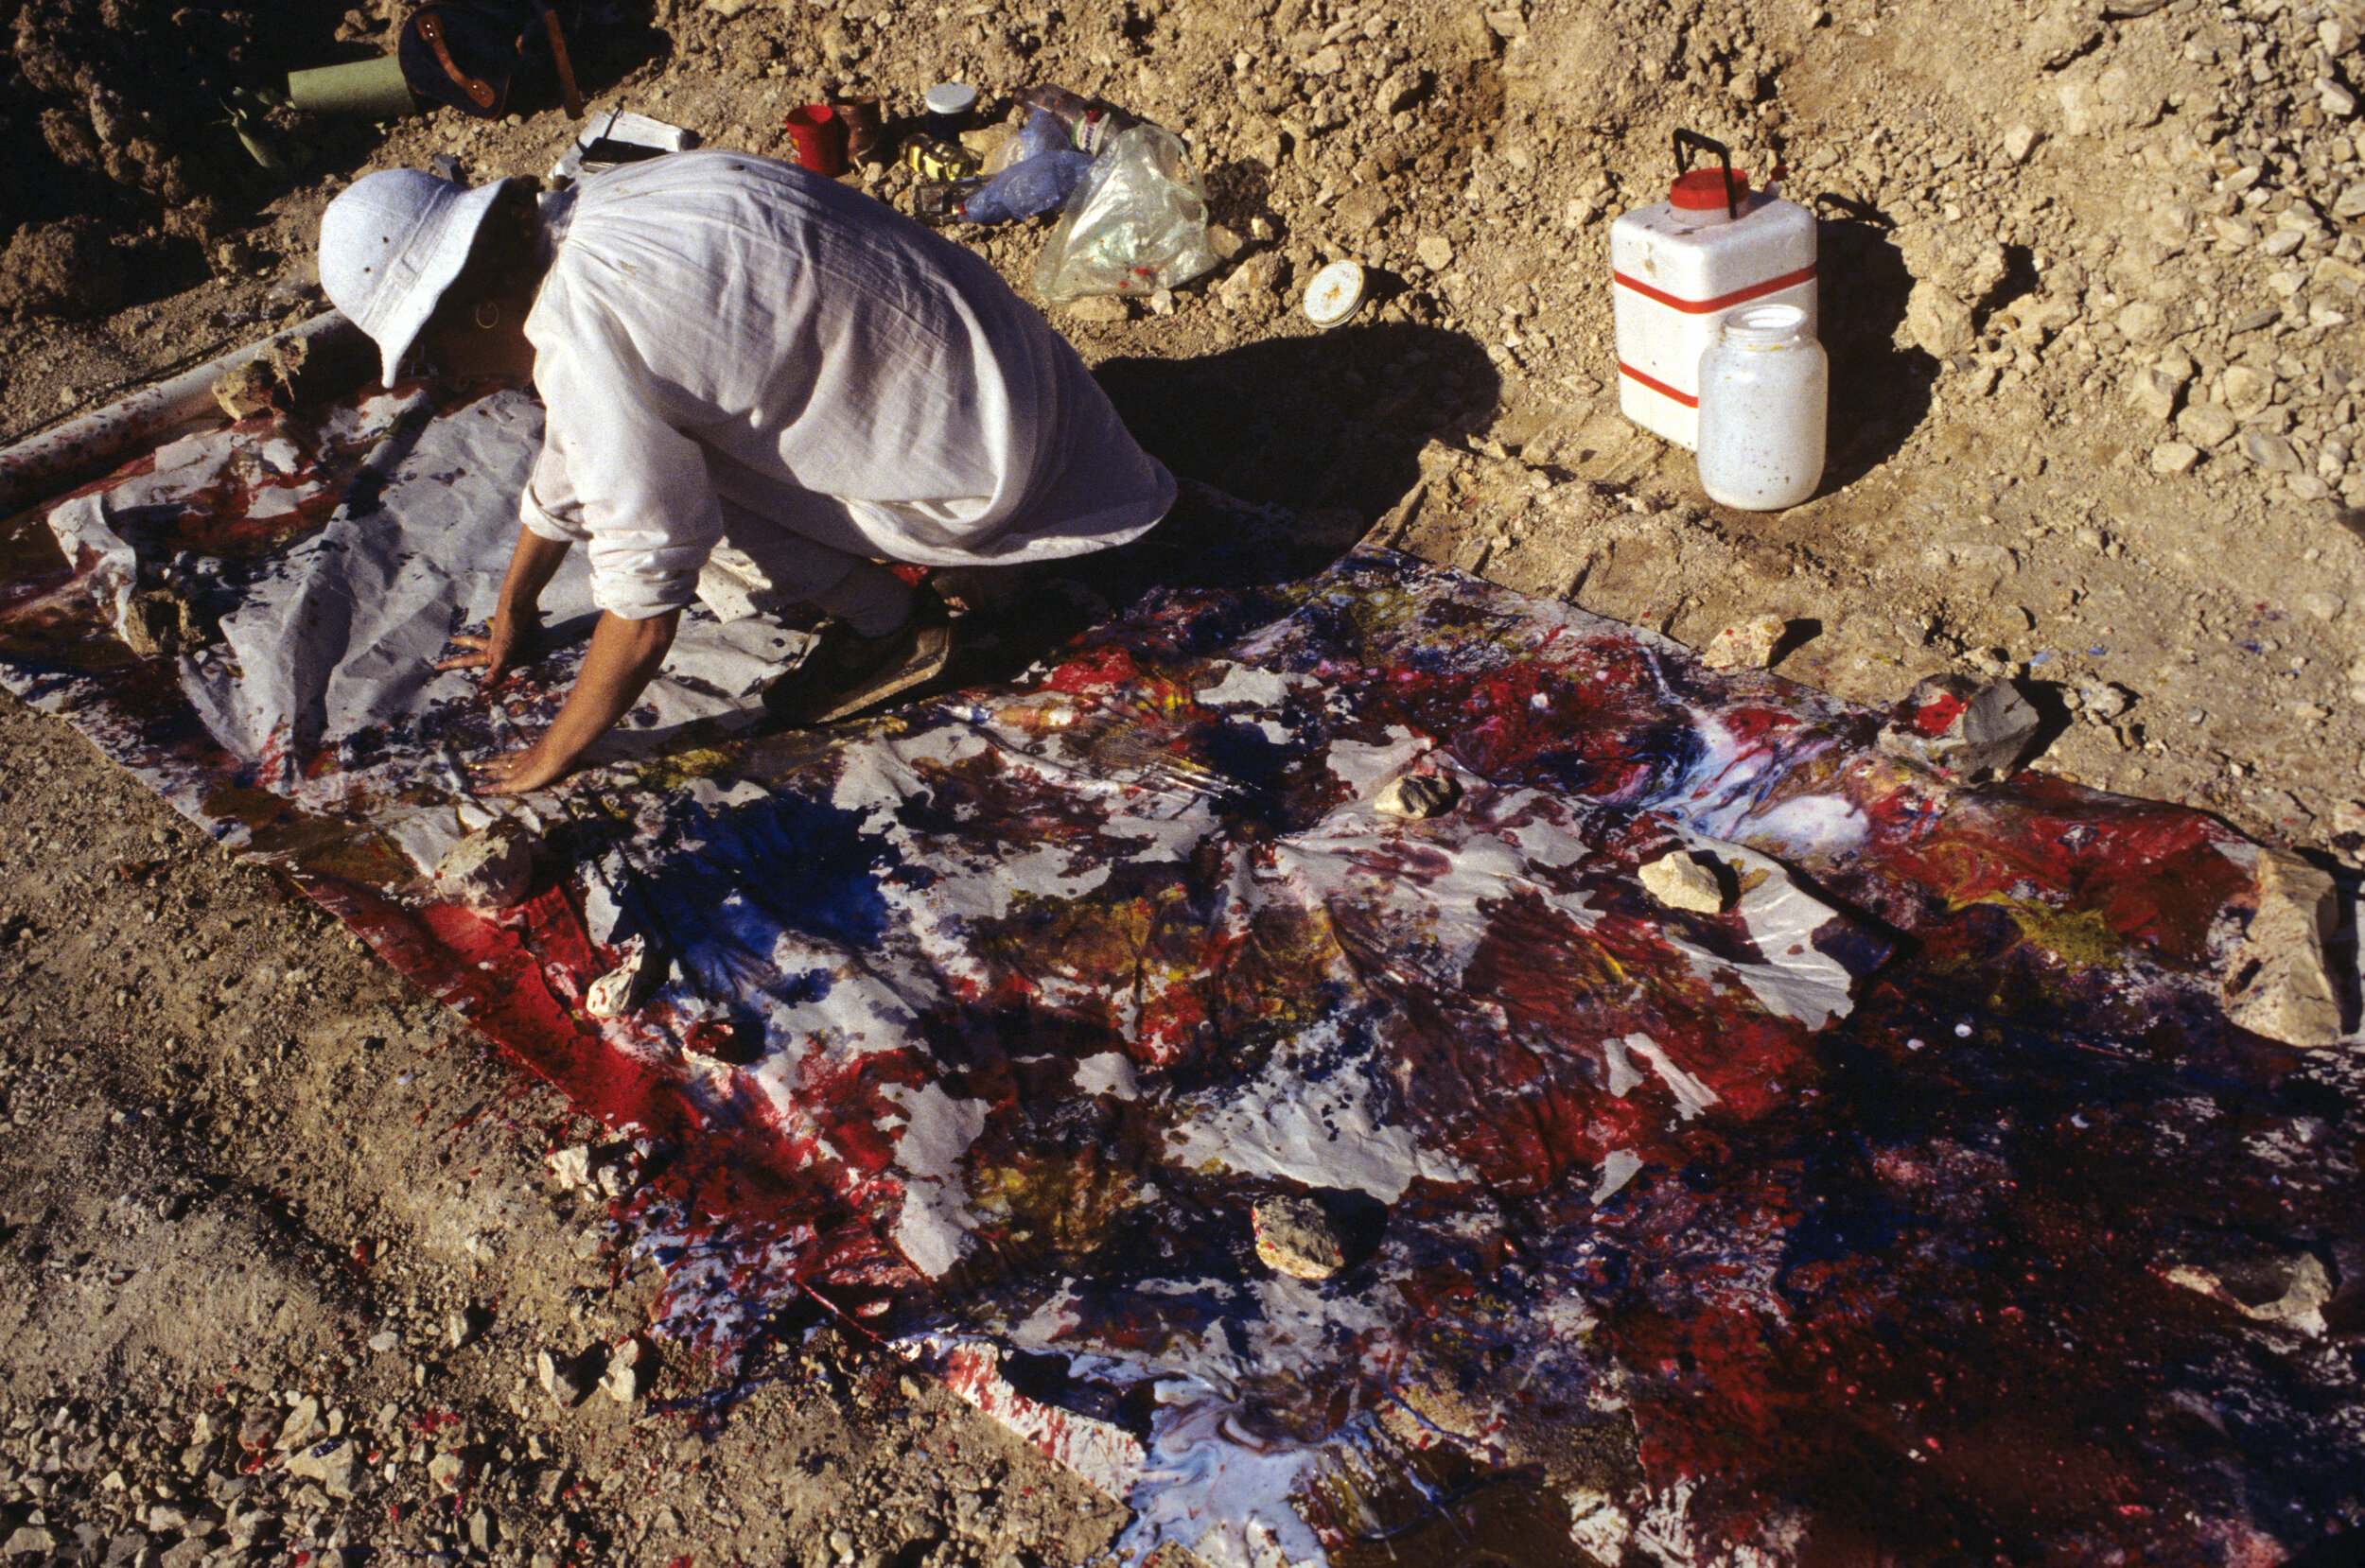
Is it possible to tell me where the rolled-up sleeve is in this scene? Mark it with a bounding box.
[524,289,727,620]
[519,439,588,544]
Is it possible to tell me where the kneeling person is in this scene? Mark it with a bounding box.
[318,150,1175,793]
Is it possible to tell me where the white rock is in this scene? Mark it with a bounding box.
[1217,251,1287,316]
[601,1341,647,1404]
[2126,363,2186,421]
[1374,773,1462,818]
[1905,279,1975,357]
[430,821,536,911]
[1415,234,1454,270]
[2322,77,2358,117]
[2003,123,2041,164]
[427,1451,467,1493]
[2076,681,2133,719]
[274,1397,320,1452]
[2056,76,2103,135]
[537,1348,591,1406]
[1252,1194,1348,1280]
[1700,613,1788,670]
[2214,214,2260,249]
[2224,849,2341,1048]
[285,1436,360,1498]
[1638,852,1727,915]
[2312,253,2357,295]
[2149,441,2200,475]
[2113,299,2169,346]
[584,938,647,1019]
[2218,364,2275,419]
[1379,65,1426,114]
[2178,402,2240,446]
[548,1144,594,1189]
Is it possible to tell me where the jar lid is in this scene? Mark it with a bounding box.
[1669,166,1749,212]
[1303,259,1366,328]
[924,82,977,115]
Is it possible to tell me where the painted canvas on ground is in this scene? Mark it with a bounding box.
[2,386,2360,1566]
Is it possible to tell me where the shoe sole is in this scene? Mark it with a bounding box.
[803,621,955,724]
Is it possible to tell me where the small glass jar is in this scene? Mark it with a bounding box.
[922,82,977,141]
[1695,303,1828,511]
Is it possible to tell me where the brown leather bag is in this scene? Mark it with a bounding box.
[397,1,585,121]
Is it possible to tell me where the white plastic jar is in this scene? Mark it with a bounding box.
[1695,303,1828,511]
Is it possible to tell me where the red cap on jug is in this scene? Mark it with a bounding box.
[1670,166,1749,211]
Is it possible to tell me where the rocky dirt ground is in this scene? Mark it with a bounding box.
[5,0,2365,1562]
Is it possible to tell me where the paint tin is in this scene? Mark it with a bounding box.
[1302,260,1367,328]
[831,94,885,162]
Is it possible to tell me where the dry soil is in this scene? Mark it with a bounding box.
[5,0,2365,1563]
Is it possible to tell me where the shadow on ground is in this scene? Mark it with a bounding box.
[925,321,1500,680]
[1809,198,1935,488]
[1096,320,1500,522]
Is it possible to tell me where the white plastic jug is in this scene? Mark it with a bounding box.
[1611,132,1817,450]
[1695,303,1827,511]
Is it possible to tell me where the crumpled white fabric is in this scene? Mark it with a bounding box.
[518,151,1176,620]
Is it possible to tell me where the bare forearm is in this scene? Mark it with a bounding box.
[472,608,677,794]
[541,609,678,762]
[439,528,576,686]
[498,528,573,618]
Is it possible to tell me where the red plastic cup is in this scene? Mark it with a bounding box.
[784,104,849,176]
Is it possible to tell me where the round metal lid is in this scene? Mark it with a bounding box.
[1302,259,1366,328]
[924,82,977,116]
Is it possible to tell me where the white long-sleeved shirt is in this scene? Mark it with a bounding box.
[517,151,1175,618]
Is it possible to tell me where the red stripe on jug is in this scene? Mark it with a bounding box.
[1611,263,1818,314]
[1619,361,1699,409]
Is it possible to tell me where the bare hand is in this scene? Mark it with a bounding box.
[470,742,575,796]
[436,614,535,687]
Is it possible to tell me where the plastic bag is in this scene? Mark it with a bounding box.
[960,111,1095,224]
[1032,125,1218,302]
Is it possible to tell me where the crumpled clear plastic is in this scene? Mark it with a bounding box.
[1032,124,1218,302]
[959,111,1095,225]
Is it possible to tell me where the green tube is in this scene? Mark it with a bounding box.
[288,56,414,119]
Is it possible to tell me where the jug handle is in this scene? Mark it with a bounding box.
[1673,130,1742,219]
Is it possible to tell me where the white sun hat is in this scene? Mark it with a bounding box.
[318,168,516,386]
